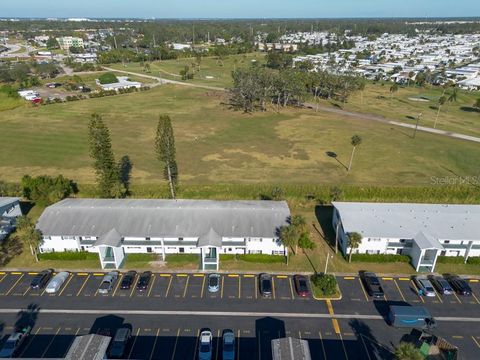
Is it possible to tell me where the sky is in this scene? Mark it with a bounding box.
[2,0,480,19]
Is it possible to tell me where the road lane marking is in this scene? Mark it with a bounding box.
[244,274,254,277]
[18,326,41,358]
[215,329,221,360]
[77,273,88,276]
[344,276,355,280]
[0,273,7,284]
[165,275,173,297]
[332,319,341,334]
[160,274,171,277]
[76,274,90,297]
[318,331,328,360]
[410,280,425,303]
[238,275,241,298]
[382,277,393,281]
[5,273,24,296]
[221,276,225,298]
[255,276,258,299]
[170,328,181,360]
[149,328,161,360]
[228,274,239,277]
[289,277,295,299]
[358,278,369,301]
[272,276,276,299]
[193,274,204,277]
[177,274,187,277]
[192,329,200,360]
[398,277,410,281]
[129,275,138,297]
[112,274,123,297]
[127,328,140,359]
[41,327,61,358]
[360,334,373,360]
[277,275,287,278]
[23,284,31,296]
[200,275,206,298]
[452,292,462,304]
[58,273,74,296]
[147,274,156,297]
[237,329,241,360]
[452,335,463,339]
[339,332,349,360]
[327,299,341,334]
[472,336,480,348]
[471,292,480,305]
[27,272,38,275]
[0,272,5,275]
[433,287,443,304]
[11,272,22,275]
[393,279,406,302]
[183,275,190,298]
[93,273,104,276]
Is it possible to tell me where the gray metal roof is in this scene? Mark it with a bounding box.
[94,228,122,247]
[37,198,290,239]
[197,227,222,247]
[271,337,311,360]
[414,231,443,250]
[333,202,480,241]
[0,197,20,217]
[64,334,110,360]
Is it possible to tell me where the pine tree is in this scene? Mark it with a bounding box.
[88,114,124,198]
[155,115,179,199]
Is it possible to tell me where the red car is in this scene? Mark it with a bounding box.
[294,275,310,297]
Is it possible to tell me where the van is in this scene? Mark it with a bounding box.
[388,305,436,330]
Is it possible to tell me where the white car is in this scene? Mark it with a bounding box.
[45,271,70,293]
[198,330,213,360]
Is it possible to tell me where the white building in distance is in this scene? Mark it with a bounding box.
[36,199,290,270]
[332,202,480,272]
[0,197,22,241]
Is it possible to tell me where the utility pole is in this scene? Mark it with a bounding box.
[113,35,118,49]
[153,33,156,48]
[192,24,195,46]
[413,112,422,139]
[324,253,333,274]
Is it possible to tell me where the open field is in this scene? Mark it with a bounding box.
[109,52,265,88]
[332,82,480,138]
[1,83,479,186]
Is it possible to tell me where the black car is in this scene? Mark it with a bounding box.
[136,271,152,291]
[30,269,54,289]
[428,275,454,295]
[259,273,273,298]
[108,327,132,358]
[444,274,472,296]
[120,271,137,290]
[360,271,384,298]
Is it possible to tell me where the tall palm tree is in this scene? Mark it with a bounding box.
[280,225,298,256]
[348,135,362,172]
[394,342,422,360]
[446,88,458,112]
[347,232,362,263]
[434,95,447,129]
[290,215,307,254]
[389,83,399,99]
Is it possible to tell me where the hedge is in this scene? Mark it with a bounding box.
[126,253,158,262]
[436,256,465,264]
[350,254,410,263]
[236,254,285,263]
[467,257,480,265]
[165,254,199,263]
[38,251,98,261]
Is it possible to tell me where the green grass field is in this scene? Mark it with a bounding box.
[110,53,266,88]
[334,83,480,138]
[0,83,479,187]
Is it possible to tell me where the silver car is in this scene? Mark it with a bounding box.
[45,271,70,294]
[208,273,220,293]
[412,276,436,297]
[98,271,119,295]
[222,329,235,360]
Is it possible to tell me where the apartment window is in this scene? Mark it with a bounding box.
[272,250,284,255]
[259,238,262,242]
[228,248,232,252]
[62,236,75,240]
[179,237,184,241]
[179,247,185,253]
[146,237,150,241]
[43,236,51,240]
[248,250,262,254]
[444,240,450,244]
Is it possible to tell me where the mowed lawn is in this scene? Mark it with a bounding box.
[0,84,479,186]
[110,52,266,88]
[337,83,480,138]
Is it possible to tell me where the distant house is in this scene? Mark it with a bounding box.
[172,43,191,51]
[36,199,290,270]
[56,36,84,50]
[96,76,142,91]
[0,197,22,241]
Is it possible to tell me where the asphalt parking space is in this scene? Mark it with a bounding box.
[241,274,257,300]
[59,273,90,297]
[128,328,157,360]
[150,273,171,297]
[168,273,189,299]
[9,272,37,296]
[148,328,178,360]
[185,273,205,299]
[238,329,256,359]
[80,273,105,297]
[0,272,26,296]
[274,275,295,300]
[337,276,367,303]
[171,328,199,360]
[394,278,423,304]
[380,277,405,302]
[222,274,241,299]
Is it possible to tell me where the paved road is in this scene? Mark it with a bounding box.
[304,102,480,144]
[0,271,479,358]
[102,66,226,91]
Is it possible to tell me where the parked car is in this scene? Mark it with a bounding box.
[108,327,132,359]
[293,275,310,297]
[259,273,273,298]
[445,274,472,296]
[45,271,69,294]
[428,275,454,295]
[0,325,31,358]
[136,271,152,291]
[198,329,213,360]
[208,273,220,293]
[30,269,54,289]
[98,271,119,295]
[412,276,436,297]
[222,329,235,360]
[120,271,137,290]
[359,271,384,298]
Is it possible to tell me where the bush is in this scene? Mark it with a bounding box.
[98,72,119,84]
[126,253,158,262]
[236,254,284,263]
[436,256,465,264]
[38,251,98,261]
[467,257,480,265]
[350,254,410,263]
[21,174,77,206]
[311,273,338,297]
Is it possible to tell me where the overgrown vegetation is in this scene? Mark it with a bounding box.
[21,175,77,206]
[310,273,339,297]
[98,72,118,84]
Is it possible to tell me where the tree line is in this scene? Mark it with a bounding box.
[229,64,366,113]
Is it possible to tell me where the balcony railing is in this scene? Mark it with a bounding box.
[102,256,116,262]
[204,257,218,264]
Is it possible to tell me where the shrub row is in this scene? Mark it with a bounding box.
[350,254,410,263]
[436,256,465,264]
[165,254,199,263]
[467,257,480,265]
[38,251,98,261]
[236,254,285,263]
[126,253,158,262]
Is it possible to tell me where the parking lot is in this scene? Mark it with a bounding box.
[0,271,480,358]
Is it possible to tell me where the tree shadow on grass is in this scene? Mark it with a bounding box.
[460,106,480,113]
[314,205,336,251]
[325,151,348,170]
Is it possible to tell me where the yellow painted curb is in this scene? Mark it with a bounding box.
[398,278,410,281]
[243,274,254,277]
[228,274,239,277]
[343,276,355,280]
[276,275,288,279]
[11,272,22,275]
[77,273,88,276]
[160,274,171,277]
